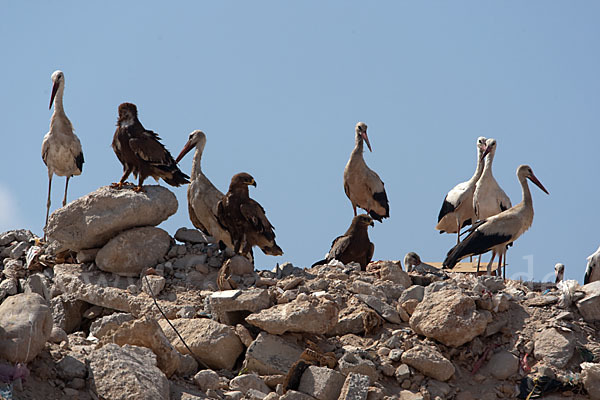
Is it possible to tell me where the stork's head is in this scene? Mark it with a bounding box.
[554,263,565,283]
[117,102,138,127]
[49,70,64,110]
[517,165,549,195]
[355,122,372,152]
[230,172,257,189]
[353,214,374,228]
[480,138,496,161]
[404,252,421,272]
[476,136,487,152]
[176,130,206,163]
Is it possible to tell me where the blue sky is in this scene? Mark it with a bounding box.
[1,2,598,282]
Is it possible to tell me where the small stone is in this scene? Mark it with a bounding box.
[298,366,345,400]
[142,275,166,296]
[389,349,404,362]
[49,326,68,344]
[395,364,411,382]
[175,227,209,244]
[401,345,455,382]
[229,373,270,395]
[194,369,221,391]
[337,372,370,400]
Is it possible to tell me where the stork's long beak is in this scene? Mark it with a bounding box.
[175,140,194,163]
[362,131,372,152]
[480,145,491,161]
[528,173,549,195]
[49,80,59,110]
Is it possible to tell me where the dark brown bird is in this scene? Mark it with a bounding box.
[216,172,283,260]
[111,102,189,191]
[312,214,375,270]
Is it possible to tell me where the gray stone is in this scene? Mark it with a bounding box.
[427,380,451,399]
[0,229,35,246]
[224,391,245,400]
[581,362,600,400]
[401,345,455,382]
[281,391,317,400]
[389,349,403,362]
[478,276,505,292]
[230,373,270,395]
[0,278,18,300]
[96,227,171,277]
[51,294,88,333]
[247,388,268,399]
[176,354,198,377]
[355,294,401,324]
[89,344,169,400]
[246,297,338,335]
[53,264,148,315]
[142,275,166,296]
[76,248,100,263]
[243,332,304,375]
[337,351,378,382]
[9,241,30,259]
[534,327,575,368]
[337,372,370,400]
[194,369,221,391]
[395,364,410,381]
[225,255,255,276]
[49,325,68,344]
[57,355,87,380]
[46,185,178,251]
[210,288,272,325]
[0,293,53,363]
[577,281,600,322]
[175,227,210,244]
[398,285,425,304]
[23,273,52,301]
[298,366,345,400]
[159,317,243,370]
[410,290,488,347]
[482,350,519,380]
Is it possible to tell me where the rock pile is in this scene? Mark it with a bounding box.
[0,187,599,399]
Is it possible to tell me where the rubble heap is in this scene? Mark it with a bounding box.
[0,186,599,400]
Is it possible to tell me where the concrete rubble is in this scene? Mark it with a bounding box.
[0,187,599,399]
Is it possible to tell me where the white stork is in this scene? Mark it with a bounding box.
[584,246,600,284]
[444,165,549,276]
[554,263,564,284]
[343,122,389,222]
[175,130,236,252]
[436,137,487,244]
[472,138,512,272]
[41,70,84,236]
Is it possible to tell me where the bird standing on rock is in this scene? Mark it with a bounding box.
[312,214,374,270]
[343,122,389,222]
[111,102,189,192]
[436,137,487,244]
[443,165,549,277]
[42,70,84,236]
[217,172,283,261]
[175,130,237,254]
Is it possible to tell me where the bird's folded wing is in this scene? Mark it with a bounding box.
[240,200,272,230]
[329,235,351,260]
[128,132,171,165]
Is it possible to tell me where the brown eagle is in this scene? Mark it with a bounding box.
[111,102,189,191]
[217,172,283,260]
[312,214,374,270]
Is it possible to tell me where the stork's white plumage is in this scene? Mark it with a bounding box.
[473,138,512,220]
[554,263,565,284]
[584,246,600,284]
[41,70,84,236]
[444,165,549,276]
[472,138,512,272]
[436,137,487,243]
[175,130,236,253]
[343,122,389,222]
